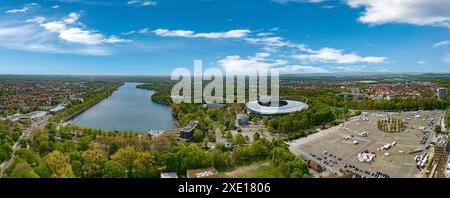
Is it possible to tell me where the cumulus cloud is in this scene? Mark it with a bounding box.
[346,0,450,28]
[0,22,111,56]
[0,12,132,56]
[153,28,251,39]
[37,12,131,45]
[292,47,387,64]
[5,3,38,14]
[217,53,328,74]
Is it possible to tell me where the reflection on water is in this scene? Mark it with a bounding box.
[73,82,175,133]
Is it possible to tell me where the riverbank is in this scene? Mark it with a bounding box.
[60,82,124,122]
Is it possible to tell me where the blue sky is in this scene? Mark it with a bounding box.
[0,0,450,75]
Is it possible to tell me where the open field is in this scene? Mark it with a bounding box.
[289,110,443,178]
[223,161,283,178]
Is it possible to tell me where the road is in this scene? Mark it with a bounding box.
[0,119,48,177]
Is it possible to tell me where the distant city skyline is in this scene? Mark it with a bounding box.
[1,0,450,75]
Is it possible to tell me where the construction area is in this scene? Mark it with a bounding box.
[289,110,444,178]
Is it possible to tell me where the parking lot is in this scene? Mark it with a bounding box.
[289,110,443,178]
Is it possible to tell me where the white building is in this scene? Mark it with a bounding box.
[437,87,448,99]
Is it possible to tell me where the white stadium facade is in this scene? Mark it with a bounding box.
[245,100,308,118]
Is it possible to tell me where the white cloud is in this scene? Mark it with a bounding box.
[444,55,450,63]
[153,28,251,39]
[256,32,274,37]
[433,40,450,48]
[218,54,273,74]
[38,12,131,45]
[51,5,60,9]
[25,16,46,24]
[217,53,327,74]
[5,3,38,14]
[418,60,427,65]
[0,22,111,56]
[128,0,157,7]
[292,47,387,64]
[278,65,329,74]
[346,0,450,28]
[138,27,149,34]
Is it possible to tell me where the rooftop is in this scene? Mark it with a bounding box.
[186,167,219,178]
[246,100,308,115]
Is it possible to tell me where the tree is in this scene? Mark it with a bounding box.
[33,129,49,148]
[10,160,39,178]
[81,145,107,178]
[203,138,209,149]
[176,143,212,174]
[435,125,442,133]
[0,150,7,162]
[79,136,93,151]
[43,151,75,178]
[133,152,159,178]
[103,161,127,178]
[234,134,247,146]
[164,153,179,172]
[193,130,204,142]
[108,141,119,156]
[253,132,261,141]
[71,160,83,178]
[225,131,233,141]
[111,147,137,177]
[343,172,353,178]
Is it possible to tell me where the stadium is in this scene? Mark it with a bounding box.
[245,100,308,118]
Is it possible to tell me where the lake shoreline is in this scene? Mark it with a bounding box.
[71,82,176,133]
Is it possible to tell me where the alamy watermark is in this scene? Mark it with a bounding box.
[171,60,280,106]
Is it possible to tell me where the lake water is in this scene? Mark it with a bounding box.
[72,82,175,133]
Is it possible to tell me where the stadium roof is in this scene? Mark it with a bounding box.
[246,100,308,115]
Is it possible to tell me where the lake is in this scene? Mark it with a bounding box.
[72,82,175,133]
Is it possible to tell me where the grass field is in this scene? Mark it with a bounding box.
[223,161,284,178]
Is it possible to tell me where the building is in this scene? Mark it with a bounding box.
[245,100,308,118]
[437,87,448,99]
[49,105,66,114]
[236,114,249,126]
[160,172,178,178]
[434,136,448,163]
[187,167,219,178]
[307,160,324,173]
[203,103,227,109]
[351,88,361,95]
[336,92,364,100]
[180,120,198,140]
[25,111,48,120]
[446,157,450,178]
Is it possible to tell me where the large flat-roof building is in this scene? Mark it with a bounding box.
[245,100,308,118]
[437,87,448,99]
